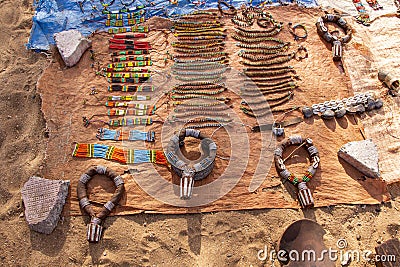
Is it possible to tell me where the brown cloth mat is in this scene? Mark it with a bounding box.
[37,6,389,215]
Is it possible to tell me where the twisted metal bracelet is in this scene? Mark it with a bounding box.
[218,0,236,16]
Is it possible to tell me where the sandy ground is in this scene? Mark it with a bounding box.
[0,1,399,266]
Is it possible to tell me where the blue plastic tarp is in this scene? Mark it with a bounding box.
[27,0,318,50]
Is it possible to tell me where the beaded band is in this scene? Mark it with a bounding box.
[72,144,166,165]
[97,128,155,142]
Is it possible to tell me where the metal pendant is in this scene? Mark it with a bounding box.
[87,217,103,243]
[297,182,314,208]
[332,40,343,61]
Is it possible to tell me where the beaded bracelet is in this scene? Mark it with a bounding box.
[174,31,227,37]
[241,54,294,66]
[239,48,289,55]
[171,117,233,124]
[111,50,149,57]
[244,69,296,77]
[172,39,224,46]
[249,74,299,82]
[107,85,154,92]
[107,26,149,34]
[232,33,283,43]
[186,122,227,129]
[274,136,320,208]
[172,61,227,70]
[175,75,224,82]
[366,0,383,9]
[171,94,229,101]
[174,46,224,54]
[111,55,150,62]
[173,83,225,90]
[172,100,227,106]
[171,42,225,50]
[239,52,293,62]
[107,109,151,116]
[176,35,225,41]
[245,78,296,88]
[172,88,226,95]
[352,0,371,26]
[107,77,151,83]
[97,128,155,142]
[172,110,230,118]
[72,143,166,165]
[236,41,289,50]
[107,95,150,101]
[174,104,230,113]
[172,68,228,76]
[108,118,153,127]
[175,27,226,33]
[105,101,153,108]
[174,57,227,64]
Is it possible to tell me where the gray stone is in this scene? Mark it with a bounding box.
[54,30,92,67]
[21,176,70,234]
[374,99,383,109]
[335,108,346,118]
[338,139,380,178]
[321,109,335,120]
[365,98,375,111]
[355,104,365,114]
[302,106,313,118]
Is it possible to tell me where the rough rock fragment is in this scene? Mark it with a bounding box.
[338,139,380,178]
[21,176,69,234]
[54,30,91,67]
